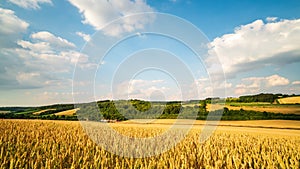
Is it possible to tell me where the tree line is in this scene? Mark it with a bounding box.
[1,95,300,121]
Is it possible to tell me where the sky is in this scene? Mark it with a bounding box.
[0,0,300,106]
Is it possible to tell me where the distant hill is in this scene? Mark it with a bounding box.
[0,104,77,120]
[1,93,300,121]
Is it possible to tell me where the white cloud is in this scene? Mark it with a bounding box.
[0,8,29,34]
[16,72,40,83]
[266,17,278,22]
[0,29,94,90]
[234,74,290,95]
[15,31,86,72]
[266,74,289,87]
[112,79,171,100]
[0,8,32,89]
[31,31,76,48]
[192,78,229,99]
[17,40,52,53]
[8,0,52,10]
[68,0,155,36]
[0,8,29,48]
[292,81,300,85]
[15,72,46,88]
[76,31,91,42]
[234,84,247,95]
[207,18,300,78]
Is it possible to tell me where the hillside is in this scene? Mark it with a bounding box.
[1,93,300,121]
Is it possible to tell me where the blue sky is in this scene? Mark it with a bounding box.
[1,0,300,106]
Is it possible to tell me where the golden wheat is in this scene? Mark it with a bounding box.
[0,119,299,168]
[278,96,300,104]
[32,109,56,115]
[54,108,79,116]
[207,103,300,115]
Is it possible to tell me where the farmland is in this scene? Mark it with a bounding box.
[207,103,300,115]
[278,96,300,104]
[1,93,300,168]
[2,94,300,121]
[54,108,79,116]
[0,119,299,168]
[33,109,56,115]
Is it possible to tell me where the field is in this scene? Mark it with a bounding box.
[0,119,299,168]
[32,109,56,115]
[207,103,300,115]
[0,111,10,114]
[122,119,300,130]
[54,108,79,116]
[2,96,300,120]
[278,96,300,104]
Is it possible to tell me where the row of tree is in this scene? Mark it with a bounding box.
[1,94,300,121]
[237,93,298,103]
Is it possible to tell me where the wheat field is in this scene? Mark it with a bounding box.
[54,108,79,116]
[0,119,299,168]
[207,103,300,115]
[278,96,300,104]
[32,109,56,115]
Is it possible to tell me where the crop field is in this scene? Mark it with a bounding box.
[226,105,300,115]
[207,103,300,115]
[0,111,10,114]
[54,108,79,116]
[0,119,299,168]
[123,119,300,130]
[33,109,56,115]
[278,96,300,104]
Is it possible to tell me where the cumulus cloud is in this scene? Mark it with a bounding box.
[17,40,52,53]
[8,0,52,10]
[191,78,229,99]
[16,31,78,65]
[1,49,71,89]
[30,31,76,49]
[1,29,93,89]
[76,31,91,42]
[265,74,289,87]
[266,17,278,22]
[68,0,155,36]
[0,8,29,47]
[14,31,81,72]
[1,7,96,92]
[292,81,300,85]
[0,8,29,34]
[15,72,52,88]
[234,74,290,95]
[113,79,170,100]
[207,18,300,78]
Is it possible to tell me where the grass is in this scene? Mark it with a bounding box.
[0,119,299,168]
[278,96,300,104]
